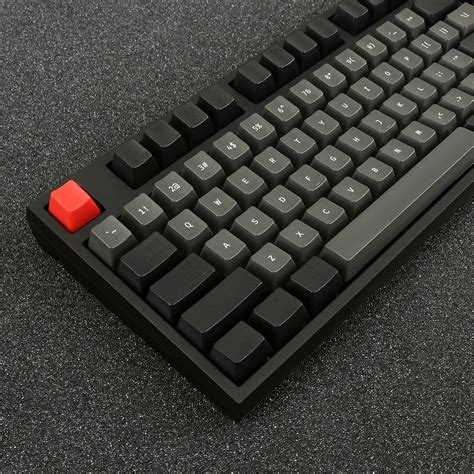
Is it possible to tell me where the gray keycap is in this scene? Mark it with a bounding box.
[303,198,348,241]
[353,157,396,198]
[334,49,368,83]
[328,177,373,219]
[121,193,167,240]
[312,63,348,99]
[237,113,278,153]
[325,93,364,130]
[393,8,425,40]
[321,128,474,282]
[459,73,474,95]
[201,229,251,276]
[419,104,457,139]
[446,4,474,37]
[335,128,377,166]
[389,48,424,81]
[439,88,474,122]
[194,187,241,232]
[251,147,294,188]
[152,171,197,217]
[399,121,438,157]
[277,128,318,167]
[223,166,268,209]
[211,132,252,174]
[181,151,225,195]
[264,96,302,134]
[359,110,399,147]
[401,78,439,111]
[410,34,442,65]
[288,79,326,116]
[286,164,330,206]
[164,209,213,255]
[311,145,354,185]
[246,243,296,290]
[439,48,473,79]
[259,185,305,229]
[369,62,405,96]
[380,93,419,128]
[427,21,460,51]
[420,63,457,94]
[231,207,279,252]
[302,110,342,148]
[374,21,408,54]
[355,34,388,67]
[89,216,137,268]
[348,77,385,112]
[376,139,418,177]
[275,219,323,267]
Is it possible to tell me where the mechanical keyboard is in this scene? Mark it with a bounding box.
[27,0,474,420]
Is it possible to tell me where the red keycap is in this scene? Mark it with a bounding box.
[48,180,100,232]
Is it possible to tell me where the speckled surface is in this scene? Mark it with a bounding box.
[2,0,472,470]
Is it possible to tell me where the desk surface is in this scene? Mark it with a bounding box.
[3,0,471,470]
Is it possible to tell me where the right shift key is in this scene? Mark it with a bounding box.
[320,128,474,282]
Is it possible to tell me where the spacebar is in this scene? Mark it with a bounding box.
[320,127,474,282]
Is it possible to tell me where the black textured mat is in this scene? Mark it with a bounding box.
[2,1,471,470]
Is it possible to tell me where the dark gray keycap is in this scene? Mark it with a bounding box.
[164,209,213,255]
[419,104,457,139]
[223,166,268,209]
[231,206,279,252]
[277,128,318,167]
[264,96,302,134]
[376,139,418,177]
[348,77,385,112]
[401,78,439,111]
[237,113,278,153]
[325,93,364,130]
[439,48,473,79]
[88,216,137,268]
[410,34,443,65]
[459,73,474,95]
[302,110,342,148]
[152,171,197,217]
[246,243,296,290]
[286,165,330,206]
[259,185,305,229]
[353,157,396,197]
[399,121,438,157]
[201,229,251,276]
[446,4,474,37]
[355,34,389,67]
[312,63,348,99]
[369,62,405,96]
[121,193,167,240]
[374,21,408,53]
[380,93,419,128]
[321,128,474,281]
[427,21,461,51]
[420,63,457,94]
[211,131,253,174]
[194,187,241,232]
[334,49,368,83]
[389,48,424,81]
[329,177,373,219]
[303,198,348,241]
[359,110,399,147]
[275,219,323,267]
[251,147,294,188]
[394,8,425,40]
[311,145,354,185]
[181,151,226,195]
[439,88,474,122]
[288,79,326,116]
[335,128,377,166]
